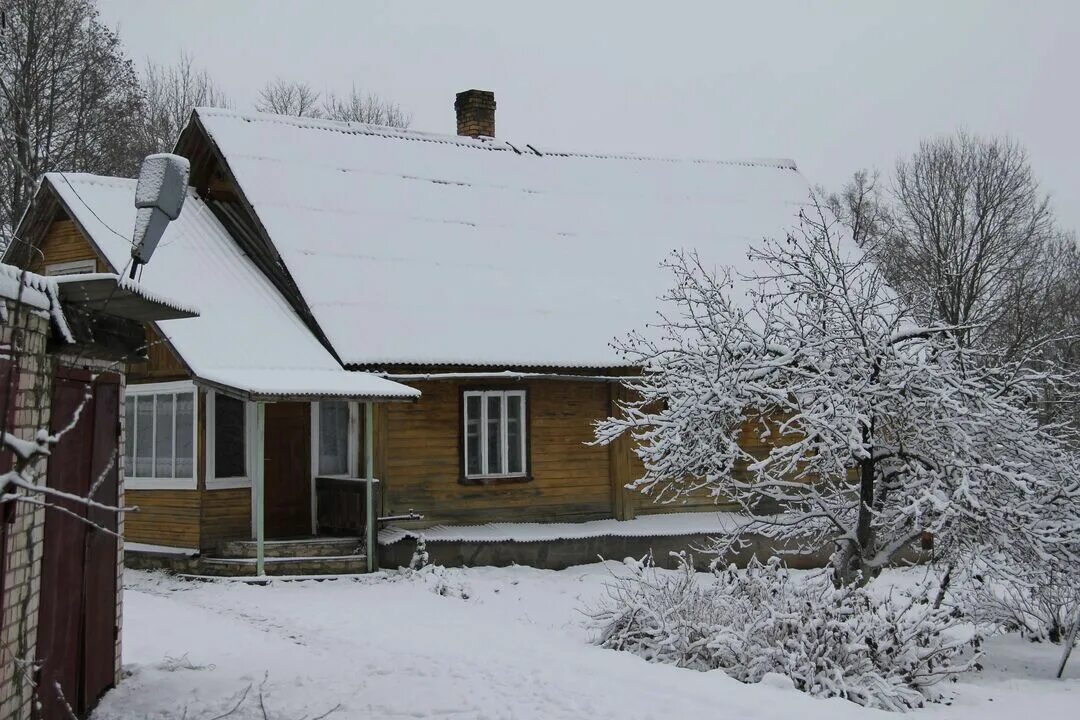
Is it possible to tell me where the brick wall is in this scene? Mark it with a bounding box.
[0,298,51,719]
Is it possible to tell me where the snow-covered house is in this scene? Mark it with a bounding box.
[4,91,812,573]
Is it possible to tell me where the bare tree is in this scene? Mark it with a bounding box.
[137,51,230,154]
[255,78,322,117]
[822,169,889,251]
[320,84,412,128]
[886,132,1064,351]
[0,0,145,250]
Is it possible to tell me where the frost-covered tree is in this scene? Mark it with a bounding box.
[596,201,1080,586]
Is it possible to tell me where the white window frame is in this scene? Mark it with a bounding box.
[125,380,198,491]
[310,400,359,479]
[310,400,360,533]
[44,259,96,276]
[205,390,257,490]
[463,390,527,479]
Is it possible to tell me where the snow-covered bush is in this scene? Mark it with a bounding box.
[409,534,430,571]
[960,558,1080,644]
[592,554,976,711]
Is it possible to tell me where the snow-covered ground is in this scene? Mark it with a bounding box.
[95,564,1078,720]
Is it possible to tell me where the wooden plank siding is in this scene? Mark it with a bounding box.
[27,219,107,274]
[27,215,209,550]
[381,380,613,525]
[200,489,251,549]
[124,490,200,547]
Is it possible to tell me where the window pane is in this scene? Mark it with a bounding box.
[319,401,350,475]
[175,393,194,478]
[507,395,524,474]
[135,396,153,477]
[124,397,135,473]
[465,395,482,476]
[486,395,503,475]
[154,394,174,478]
[214,394,246,478]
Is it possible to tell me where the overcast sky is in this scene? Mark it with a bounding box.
[98,0,1080,230]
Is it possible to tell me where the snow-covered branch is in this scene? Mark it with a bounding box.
[597,198,1080,586]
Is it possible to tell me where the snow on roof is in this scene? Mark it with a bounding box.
[0,263,74,342]
[45,173,418,400]
[52,272,201,320]
[195,108,813,368]
[0,263,55,311]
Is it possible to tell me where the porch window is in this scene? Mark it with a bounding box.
[124,383,196,490]
[213,393,246,479]
[463,390,527,479]
[317,400,351,476]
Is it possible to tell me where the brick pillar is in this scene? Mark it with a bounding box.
[455,90,496,138]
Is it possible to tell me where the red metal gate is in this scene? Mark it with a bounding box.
[36,368,119,720]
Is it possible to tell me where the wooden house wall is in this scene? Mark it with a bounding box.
[200,489,251,549]
[31,215,209,548]
[380,380,613,525]
[28,219,108,274]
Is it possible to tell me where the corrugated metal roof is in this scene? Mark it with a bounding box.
[45,174,417,400]
[196,107,813,368]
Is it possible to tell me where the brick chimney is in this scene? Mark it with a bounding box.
[455,89,496,138]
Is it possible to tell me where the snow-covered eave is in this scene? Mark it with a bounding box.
[53,273,200,321]
[375,370,640,384]
[193,374,420,404]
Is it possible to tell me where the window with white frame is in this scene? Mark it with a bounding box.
[463,390,527,478]
[315,400,356,476]
[45,259,96,276]
[124,383,196,489]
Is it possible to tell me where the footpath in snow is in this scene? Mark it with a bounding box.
[96,564,1078,720]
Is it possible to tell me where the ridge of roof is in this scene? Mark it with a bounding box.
[193,107,799,172]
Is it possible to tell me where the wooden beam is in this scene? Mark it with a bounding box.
[608,384,636,521]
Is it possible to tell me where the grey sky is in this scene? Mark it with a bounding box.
[99,0,1080,231]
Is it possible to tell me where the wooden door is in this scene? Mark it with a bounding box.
[82,377,119,710]
[264,402,311,538]
[36,370,120,720]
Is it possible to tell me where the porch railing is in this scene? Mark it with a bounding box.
[315,476,380,537]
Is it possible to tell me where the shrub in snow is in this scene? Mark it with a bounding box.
[595,201,1080,587]
[592,553,976,711]
[960,557,1080,645]
[409,535,430,571]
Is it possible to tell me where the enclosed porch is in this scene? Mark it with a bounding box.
[123,369,418,577]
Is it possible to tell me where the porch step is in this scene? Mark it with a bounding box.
[198,554,368,577]
[217,537,363,559]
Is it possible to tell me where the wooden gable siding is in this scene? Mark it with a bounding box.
[29,219,108,274]
[32,216,191,381]
[126,325,189,383]
[381,380,612,525]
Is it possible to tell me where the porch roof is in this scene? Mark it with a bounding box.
[195,367,419,402]
[36,173,417,403]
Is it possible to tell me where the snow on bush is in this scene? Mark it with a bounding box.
[592,553,976,711]
[960,557,1080,645]
[409,534,430,571]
